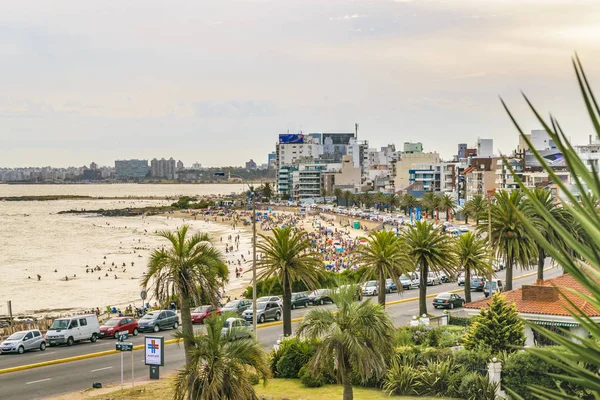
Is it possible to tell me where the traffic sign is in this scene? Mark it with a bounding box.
[116,342,133,351]
[117,332,129,341]
[140,290,147,300]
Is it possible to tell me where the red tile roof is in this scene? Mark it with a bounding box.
[463,274,600,317]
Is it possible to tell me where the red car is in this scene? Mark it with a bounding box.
[99,317,139,338]
[191,305,221,324]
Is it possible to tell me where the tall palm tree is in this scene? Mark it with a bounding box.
[334,188,343,206]
[464,194,487,225]
[173,314,270,400]
[256,227,322,336]
[479,190,538,291]
[297,287,395,400]
[440,194,457,221]
[420,192,437,219]
[405,221,457,315]
[401,194,419,215]
[343,190,353,207]
[523,189,573,281]
[142,225,228,365]
[260,182,273,201]
[354,231,413,307]
[432,194,443,221]
[453,232,492,303]
[388,193,401,212]
[375,192,388,211]
[363,192,374,209]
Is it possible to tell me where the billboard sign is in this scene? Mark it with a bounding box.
[144,336,164,366]
[279,134,304,144]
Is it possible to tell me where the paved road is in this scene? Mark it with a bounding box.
[0,264,561,400]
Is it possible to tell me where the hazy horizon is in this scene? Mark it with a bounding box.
[2,0,600,168]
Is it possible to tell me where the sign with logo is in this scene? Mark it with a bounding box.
[116,342,133,351]
[144,336,164,366]
[117,331,128,342]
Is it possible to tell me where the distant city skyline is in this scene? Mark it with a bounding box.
[1,0,600,167]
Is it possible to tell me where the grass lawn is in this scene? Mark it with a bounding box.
[80,378,445,400]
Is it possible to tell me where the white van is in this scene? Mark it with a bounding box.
[46,314,101,346]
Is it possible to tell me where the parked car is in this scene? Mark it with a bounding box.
[362,280,379,296]
[99,317,139,338]
[191,305,221,324]
[46,314,100,346]
[399,274,418,290]
[257,296,283,308]
[242,301,281,323]
[440,272,450,283]
[426,273,442,286]
[221,299,252,315]
[470,277,486,292]
[137,310,179,333]
[221,317,252,341]
[458,273,466,286]
[308,289,333,305]
[0,330,45,354]
[337,285,363,301]
[385,279,397,293]
[459,226,469,233]
[433,293,465,309]
[290,292,309,309]
[484,279,505,297]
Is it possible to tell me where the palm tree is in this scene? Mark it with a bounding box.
[363,192,374,209]
[173,314,270,400]
[401,194,419,214]
[440,194,457,221]
[523,189,573,281]
[343,190,353,207]
[256,227,322,336]
[388,193,401,212]
[142,225,228,365]
[479,190,538,291]
[334,188,343,206]
[297,287,395,400]
[405,221,457,315]
[375,192,388,211]
[464,195,487,225]
[420,192,437,218]
[260,182,273,201]
[453,232,492,303]
[354,231,413,307]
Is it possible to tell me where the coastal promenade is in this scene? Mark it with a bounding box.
[0,263,561,400]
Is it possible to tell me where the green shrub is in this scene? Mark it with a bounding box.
[452,347,492,373]
[459,371,498,400]
[420,347,453,364]
[394,327,414,346]
[383,362,421,396]
[417,359,461,396]
[273,338,316,378]
[392,346,420,367]
[449,315,473,326]
[298,365,327,388]
[247,372,260,386]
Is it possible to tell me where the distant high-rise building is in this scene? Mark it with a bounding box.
[245,159,257,170]
[191,162,202,170]
[115,159,149,179]
[477,138,494,158]
[89,162,98,170]
[267,152,277,169]
[151,158,177,179]
[403,142,423,154]
[176,160,184,170]
[457,143,467,159]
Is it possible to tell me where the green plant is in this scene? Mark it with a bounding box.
[453,232,493,303]
[419,347,453,364]
[248,372,260,386]
[417,359,460,396]
[452,347,492,373]
[298,365,327,388]
[273,337,316,378]
[459,371,498,400]
[449,315,473,326]
[463,293,525,355]
[382,362,421,396]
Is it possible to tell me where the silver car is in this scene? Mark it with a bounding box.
[0,329,46,354]
[221,318,252,341]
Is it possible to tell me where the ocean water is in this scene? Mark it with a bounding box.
[0,185,252,315]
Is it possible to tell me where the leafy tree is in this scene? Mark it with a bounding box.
[142,226,227,365]
[375,192,388,211]
[463,293,525,355]
[523,189,573,281]
[440,194,457,221]
[256,227,322,337]
[297,287,395,400]
[453,232,492,303]
[260,182,274,201]
[479,190,538,290]
[173,314,269,400]
[388,193,401,212]
[354,230,413,307]
[405,221,457,315]
[343,190,353,207]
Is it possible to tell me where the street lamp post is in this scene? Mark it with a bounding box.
[487,190,494,297]
[215,172,258,337]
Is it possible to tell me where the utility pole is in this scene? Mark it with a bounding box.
[251,188,258,337]
[487,190,494,296]
[355,123,359,140]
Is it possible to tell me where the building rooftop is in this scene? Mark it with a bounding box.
[463,273,600,317]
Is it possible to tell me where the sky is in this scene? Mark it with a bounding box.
[2,0,600,168]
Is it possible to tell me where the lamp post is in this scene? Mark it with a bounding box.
[487,190,494,297]
[215,172,258,337]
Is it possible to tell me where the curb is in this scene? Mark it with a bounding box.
[0,266,554,375]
